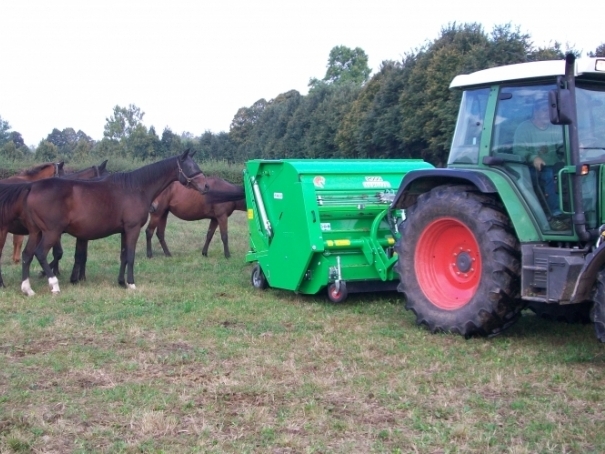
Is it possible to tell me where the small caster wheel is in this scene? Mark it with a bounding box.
[251,263,268,289]
[327,281,347,303]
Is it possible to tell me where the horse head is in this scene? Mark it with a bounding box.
[177,149,208,194]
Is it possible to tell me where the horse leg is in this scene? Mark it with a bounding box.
[21,231,59,296]
[156,211,172,257]
[202,218,218,257]
[120,230,139,290]
[21,232,39,296]
[0,228,8,287]
[118,234,127,288]
[70,238,88,284]
[40,239,63,277]
[145,216,157,258]
[218,216,230,258]
[34,232,61,294]
[12,234,24,264]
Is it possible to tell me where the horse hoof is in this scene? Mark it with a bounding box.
[48,277,60,294]
[127,283,136,290]
[21,279,36,297]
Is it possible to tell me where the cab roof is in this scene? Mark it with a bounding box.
[450,58,605,89]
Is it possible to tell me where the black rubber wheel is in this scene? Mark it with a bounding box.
[327,282,348,303]
[251,264,268,290]
[592,270,605,342]
[528,301,592,324]
[396,185,523,337]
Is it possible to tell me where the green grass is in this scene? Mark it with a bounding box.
[1,212,605,453]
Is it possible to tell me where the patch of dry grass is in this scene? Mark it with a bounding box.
[1,212,605,453]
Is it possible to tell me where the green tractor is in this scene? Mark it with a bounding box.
[390,54,605,339]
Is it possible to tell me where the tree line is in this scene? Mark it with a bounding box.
[2,23,604,167]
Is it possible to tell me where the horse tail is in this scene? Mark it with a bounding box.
[0,182,31,221]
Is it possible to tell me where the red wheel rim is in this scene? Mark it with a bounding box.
[415,218,481,310]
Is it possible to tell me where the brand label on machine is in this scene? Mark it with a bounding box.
[313,176,326,189]
[363,176,391,188]
[321,223,331,231]
[274,192,283,199]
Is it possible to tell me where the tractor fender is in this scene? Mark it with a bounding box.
[571,242,605,304]
[391,168,497,210]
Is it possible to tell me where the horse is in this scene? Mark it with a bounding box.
[19,150,208,296]
[2,161,65,183]
[145,177,246,259]
[0,162,64,286]
[12,160,109,265]
[0,161,109,288]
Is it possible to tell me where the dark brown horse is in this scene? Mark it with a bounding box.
[0,162,109,288]
[145,177,245,259]
[0,162,64,284]
[13,160,109,265]
[20,150,207,295]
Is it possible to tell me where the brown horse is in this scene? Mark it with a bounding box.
[0,162,109,288]
[0,162,64,279]
[13,160,109,265]
[20,150,207,295]
[2,162,64,183]
[145,177,245,258]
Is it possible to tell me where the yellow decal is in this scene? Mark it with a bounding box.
[247,209,254,220]
[334,239,351,246]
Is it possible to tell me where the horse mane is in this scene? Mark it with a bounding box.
[105,156,177,191]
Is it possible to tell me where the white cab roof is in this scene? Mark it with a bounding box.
[450,58,605,89]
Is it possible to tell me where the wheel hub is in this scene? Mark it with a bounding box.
[455,251,472,273]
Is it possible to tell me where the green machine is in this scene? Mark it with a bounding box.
[244,159,433,302]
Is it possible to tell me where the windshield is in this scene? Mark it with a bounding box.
[577,84,605,161]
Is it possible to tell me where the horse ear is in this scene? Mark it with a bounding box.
[58,162,65,170]
[100,160,108,171]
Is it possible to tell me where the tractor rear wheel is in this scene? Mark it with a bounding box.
[592,270,605,342]
[396,185,522,337]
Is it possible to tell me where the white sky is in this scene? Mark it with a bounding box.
[2,0,603,147]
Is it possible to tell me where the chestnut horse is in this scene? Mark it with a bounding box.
[20,150,207,295]
[145,177,245,258]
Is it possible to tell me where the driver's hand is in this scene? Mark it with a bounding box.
[533,156,545,171]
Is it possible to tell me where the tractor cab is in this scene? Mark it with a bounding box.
[448,58,605,237]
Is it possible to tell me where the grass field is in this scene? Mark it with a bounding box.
[1,212,605,453]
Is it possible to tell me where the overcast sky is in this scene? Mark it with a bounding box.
[2,0,603,146]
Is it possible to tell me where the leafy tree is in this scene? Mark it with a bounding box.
[103,104,145,141]
[160,127,183,157]
[336,61,407,158]
[1,141,25,161]
[0,115,11,146]
[590,43,605,57]
[35,140,59,161]
[309,46,371,89]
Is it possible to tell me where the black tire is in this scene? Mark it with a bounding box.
[528,301,592,324]
[592,270,605,342]
[327,282,348,303]
[251,263,268,290]
[396,185,522,337]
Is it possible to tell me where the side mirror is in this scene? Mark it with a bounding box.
[549,84,572,125]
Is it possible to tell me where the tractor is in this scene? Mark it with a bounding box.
[389,54,605,339]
